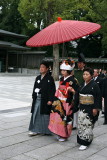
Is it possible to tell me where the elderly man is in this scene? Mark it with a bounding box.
[93,69,103,92]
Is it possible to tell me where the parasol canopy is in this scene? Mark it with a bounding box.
[26,17,101,47]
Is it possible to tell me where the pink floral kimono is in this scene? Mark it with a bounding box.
[48,76,79,138]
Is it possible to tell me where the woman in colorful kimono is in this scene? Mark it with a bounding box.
[74,67,102,150]
[48,59,79,142]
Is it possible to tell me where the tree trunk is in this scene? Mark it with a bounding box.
[62,43,65,57]
[52,44,59,81]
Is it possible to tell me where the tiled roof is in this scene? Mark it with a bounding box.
[43,57,107,63]
[0,41,30,51]
[0,29,27,38]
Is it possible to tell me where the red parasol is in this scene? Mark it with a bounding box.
[26,17,101,47]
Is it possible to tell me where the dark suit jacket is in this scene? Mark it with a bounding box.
[102,77,107,119]
[102,77,107,98]
[94,76,103,94]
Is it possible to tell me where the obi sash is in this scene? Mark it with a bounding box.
[79,94,94,105]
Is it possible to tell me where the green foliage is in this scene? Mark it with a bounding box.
[18,0,77,29]
[72,0,107,55]
[77,35,102,57]
[0,0,27,35]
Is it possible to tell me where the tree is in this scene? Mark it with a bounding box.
[18,0,75,29]
[18,0,71,80]
[77,35,102,57]
[0,0,27,35]
[18,0,107,55]
[18,0,107,79]
[71,0,107,56]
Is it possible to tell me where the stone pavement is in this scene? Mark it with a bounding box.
[0,75,107,160]
[0,75,35,111]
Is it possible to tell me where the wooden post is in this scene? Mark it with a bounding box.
[17,53,19,69]
[5,51,8,72]
[21,54,23,73]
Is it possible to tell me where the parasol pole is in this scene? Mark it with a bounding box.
[52,44,59,81]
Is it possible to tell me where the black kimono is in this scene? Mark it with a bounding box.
[31,73,56,114]
[74,69,84,85]
[74,80,102,146]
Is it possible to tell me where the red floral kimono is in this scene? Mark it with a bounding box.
[48,75,79,138]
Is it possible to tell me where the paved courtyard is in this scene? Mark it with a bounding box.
[0,75,107,160]
[0,75,35,111]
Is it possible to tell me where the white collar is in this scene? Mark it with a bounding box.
[64,75,71,81]
[94,76,98,81]
[84,82,87,86]
[84,79,92,86]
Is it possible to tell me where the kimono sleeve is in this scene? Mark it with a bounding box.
[93,83,102,110]
[72,78,79,92]
[102,78,106,98]
[32,77,38,98]
[48,76,56,102]
[73,90,79,113]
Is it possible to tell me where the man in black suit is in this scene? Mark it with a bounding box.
[93,69,103,118]
[102,77,107,124]
[93,69,103,92]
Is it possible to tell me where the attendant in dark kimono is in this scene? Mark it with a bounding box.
[73,53,86,130]
[48,59,79,142]
[74,67,102,150]
[74,53,86,85]
[28,61,56,136]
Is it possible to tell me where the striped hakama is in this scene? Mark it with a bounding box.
[29,95,51,134]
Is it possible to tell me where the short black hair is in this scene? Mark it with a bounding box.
[83,67,94,76]
[40,61,49,68]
